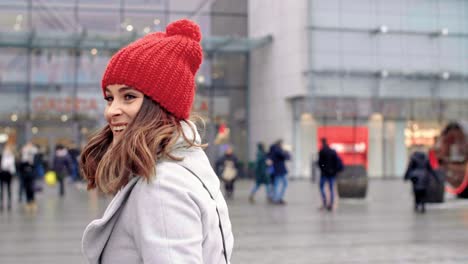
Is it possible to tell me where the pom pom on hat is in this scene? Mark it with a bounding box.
[166,19,202,42]
[101,19,203,120]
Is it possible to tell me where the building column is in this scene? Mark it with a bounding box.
[368,114,383,178]
[381,120,408,178]
[72,121,80,146]
[291,98,301,179]
[24,121,32,143]
[393,120,407,178]
[383,121,395,177]
[292,114,317,179]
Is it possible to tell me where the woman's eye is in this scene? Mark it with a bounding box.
[124,94,136,100]
[104,96,113,102]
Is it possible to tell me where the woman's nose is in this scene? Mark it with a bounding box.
[107,101,123,116]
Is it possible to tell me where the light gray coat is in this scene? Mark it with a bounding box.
[82,121,234,263]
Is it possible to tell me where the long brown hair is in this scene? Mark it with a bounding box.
[80,96,201,195]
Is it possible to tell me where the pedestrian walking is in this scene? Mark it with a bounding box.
[19,141,38,203]
[80,19,233,264]
[19,141,38,211]
[68,144,81,183]
[318,138,343,211]
[33,148,46,192]
[404,151,440,213]
[249,143,272,203]
[269,139,291,205]
[53,144,73,197]
[0,144,16,211]
[216,146,240,199]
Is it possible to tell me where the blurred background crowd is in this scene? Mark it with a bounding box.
[0,0,466,210]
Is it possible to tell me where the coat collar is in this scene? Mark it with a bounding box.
[171,120,220,199]
[171,120,202,150]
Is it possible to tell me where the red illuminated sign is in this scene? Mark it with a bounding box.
[318,126,368,168]
[32,96,98,112]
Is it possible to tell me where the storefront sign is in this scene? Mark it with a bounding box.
[32,96,98,113]
[317,126,368,168]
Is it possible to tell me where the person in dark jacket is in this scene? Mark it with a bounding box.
[53,144,73,197]
[19,141,38,203]
[404,151,440,213]
[269,139,291,204]
[249,143,272,203]
[68,144,81,182]
[33,150,45,192]
[216,146,240,199]
[318,138,343,211]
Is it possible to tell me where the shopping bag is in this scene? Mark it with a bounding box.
[45,171,57,186]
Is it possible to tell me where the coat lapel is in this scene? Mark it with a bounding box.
[82,177,140,264]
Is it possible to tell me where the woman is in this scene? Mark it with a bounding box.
[81,19,234,264]
[248,143,272,203]
[215,146,239,199]
[53,144,73,197]
[0,144,15,210]
[404,150,439,213]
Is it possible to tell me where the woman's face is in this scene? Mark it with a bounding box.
[104,84,144,142]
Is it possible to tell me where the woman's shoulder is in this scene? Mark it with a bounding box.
[132,161,207,199]
[129,148,221,204]
[124,161,217,221]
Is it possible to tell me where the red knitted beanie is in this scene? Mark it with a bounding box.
[102,19,203,120]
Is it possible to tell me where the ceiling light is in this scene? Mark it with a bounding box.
[378,25,388,34]
[0,134,8,143]
[197,75,205,84]
[380,70,389,78]
[441,72,450,80]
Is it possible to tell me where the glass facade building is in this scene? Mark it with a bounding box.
[0,0,267,168]
[248,0,468,178]
[305,0,468,178]
[2,0,466,177]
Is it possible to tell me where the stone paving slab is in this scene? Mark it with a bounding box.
[0,179,468,263]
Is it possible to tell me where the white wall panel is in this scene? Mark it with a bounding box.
[248,0,308,160]
[311,11,340,27]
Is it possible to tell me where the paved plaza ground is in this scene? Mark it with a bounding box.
[1,178,468,263]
